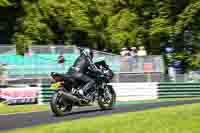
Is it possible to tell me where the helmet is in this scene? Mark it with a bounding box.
[51,72,59,77]
[81,48,93,59]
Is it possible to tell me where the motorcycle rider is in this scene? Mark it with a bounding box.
[68,48,101,100]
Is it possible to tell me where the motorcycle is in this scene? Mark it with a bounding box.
[50,59,116,116]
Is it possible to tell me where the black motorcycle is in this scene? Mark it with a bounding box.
[50,60,116,116]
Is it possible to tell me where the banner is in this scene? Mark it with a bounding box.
[0,86,41,104]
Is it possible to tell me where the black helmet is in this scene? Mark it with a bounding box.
[81,48,93,59]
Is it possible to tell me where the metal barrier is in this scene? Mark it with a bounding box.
[1,82,200,105]
[37,83,159,104]
[38,85,55,104]
[36,82,200,104]
[115,72,164,82]
[0,45,16,54]
[0,45,120,81]
[158,82,200,98]
[0,72,198,86]
[120,55,165,73]
[1,45,197,83]
[113,73,197,83]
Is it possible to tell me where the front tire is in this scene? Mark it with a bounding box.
[50,90,72,116]
[98,85,116,110]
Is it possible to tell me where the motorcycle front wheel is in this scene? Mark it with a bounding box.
[98,85,116,110]
[50,90,72,116]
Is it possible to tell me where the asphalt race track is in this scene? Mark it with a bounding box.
[1,99,200,131]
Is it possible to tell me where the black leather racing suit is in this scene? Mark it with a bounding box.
[68,54,100,96]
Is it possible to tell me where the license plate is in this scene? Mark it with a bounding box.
[50,82,61,89]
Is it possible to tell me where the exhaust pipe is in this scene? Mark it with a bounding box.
[59,91,80,103]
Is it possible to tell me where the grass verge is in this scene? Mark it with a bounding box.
[116,97,200,105]
[1,102,200,133]
[0,103,48,115]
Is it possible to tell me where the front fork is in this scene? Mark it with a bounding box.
[98,84,111,100]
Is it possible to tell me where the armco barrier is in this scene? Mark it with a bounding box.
[158,82,200,98]
[37,83,159,104]
[110,83,158,101]
[2,82,200,105]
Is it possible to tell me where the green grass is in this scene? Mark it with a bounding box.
[0,103,48,114]
[2,103,200,133]
[116,97,200,105]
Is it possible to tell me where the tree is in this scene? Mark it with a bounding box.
[0,0,12,7]
[8,0,200,61]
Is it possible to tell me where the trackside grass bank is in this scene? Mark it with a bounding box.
[1,103,200,133]
[0,103,48,114]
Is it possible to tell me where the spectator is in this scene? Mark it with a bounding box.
[137,46,147,73]
[130,47,137,71]
[130,47,137,57]
[126,52,135,72]
[120,47,129,56]
[137,46,147,56]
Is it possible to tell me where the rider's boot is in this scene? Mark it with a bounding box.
[79,81,95,101]
[78,89,91,101]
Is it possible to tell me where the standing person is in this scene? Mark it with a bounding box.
[130,47,137,72]
[137,46,147,73]
[137,46,147,56]
[130,47,137,57]
[126,52,134,72]
[120,48,129,56]
[120,48,130,72]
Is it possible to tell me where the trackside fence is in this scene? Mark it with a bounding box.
[1,82,200,105]
[158,82,200,98]
[36,82,200,104]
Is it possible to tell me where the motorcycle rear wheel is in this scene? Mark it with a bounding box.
[50,90,72,116]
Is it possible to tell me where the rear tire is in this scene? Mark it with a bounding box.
[98,85,116,110]
[50,91,72,116]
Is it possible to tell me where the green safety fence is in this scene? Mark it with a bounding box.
[158,82,200,98]
[37,85,55,104]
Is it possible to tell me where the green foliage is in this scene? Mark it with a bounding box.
[13,34,32,55]
[0,0,12,7]
[187,53,200,70]
[8,0,200,63]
